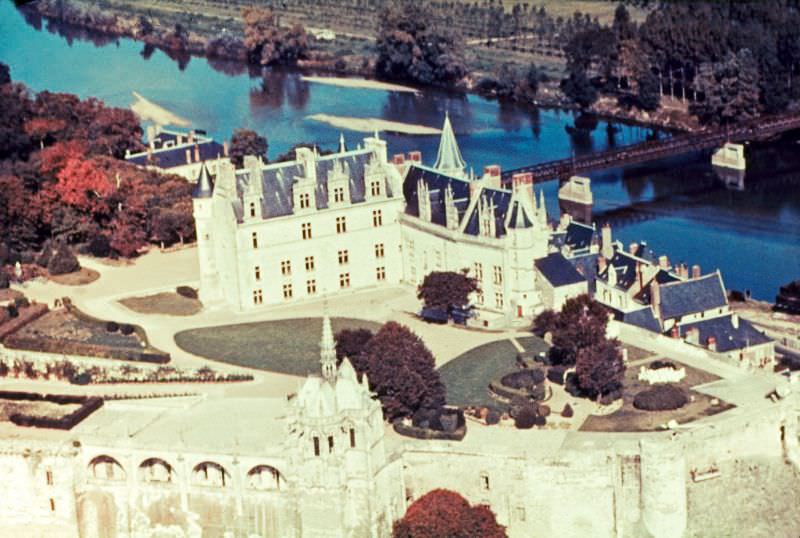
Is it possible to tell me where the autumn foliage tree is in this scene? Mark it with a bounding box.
[393,489,506,538]
[242,7,308,66]
[417,270,479,312]
[358,322,445,420]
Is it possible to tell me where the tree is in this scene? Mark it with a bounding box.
[55,157,113,216]
[0,83,32,161]
[334,328,374,370]
[417,271,478,312]
[229,128,269,168]
[635,69,661,111]
[242,7,308,66]
[0,62,10,85]
[532,309,558,337]
[47,242,80,275]
[575,338,625,401]
[376,1,467,87]
[549,295,609,366]
[690,49,761,125]
[360,322,445,420]
[393,489,506,538]
[560,69,598,109]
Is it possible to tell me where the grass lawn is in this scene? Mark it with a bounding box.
[174,317,381,376]
[580,359,733,432]
[120,292,202,316]
[438,338,525,409]
[50,267,100,286]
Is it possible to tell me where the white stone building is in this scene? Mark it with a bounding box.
[193,115,590,321]
[126,126,230,181]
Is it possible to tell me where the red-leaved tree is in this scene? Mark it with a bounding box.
[575,338,625,401]
[393,489,506,538]
[55,157,113,216]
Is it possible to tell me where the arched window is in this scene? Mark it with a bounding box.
[139,458,175,483]
[88,455,126,481]
[247,465,283,491]
[191,461,230,487]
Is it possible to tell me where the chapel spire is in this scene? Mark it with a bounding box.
[320,311,337,381]
[434,111,466,178]
[339,132,346,153]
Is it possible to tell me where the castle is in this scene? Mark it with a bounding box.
[192,115,588,324]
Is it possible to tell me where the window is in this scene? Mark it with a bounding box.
[249,202,256,218]
[493,265,503,285]
[283,283,293,300]
[328,435,334,453]
[49,498,55,512]
[299,192,311,209]
[254,266,261,281]
[435,250,443,268]
[313,436,320,456]
[307,279,317,295]
[374,243,385,258]
[376,266,386,281]
[338,249,349,265]
[370,181,381,197]
[253,289,263,305]
[333,186,345,203]
[372,209,383,227]
[349,428,356,448]
[336,216,347,234]
[495,292,504,309]
[251,232,258,249]
[516,507,526,522]
[46,470,53,486]
[476,291,484,305]
[301,222,312,240]
[281,260,291,276]
[480,472,490,491]
[340,273,350,289]
[474,262,483,281]
[305,256,315,271]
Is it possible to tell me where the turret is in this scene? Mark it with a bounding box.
[418,179,432,222]
[243,155,263,221]
[444,184,459,230]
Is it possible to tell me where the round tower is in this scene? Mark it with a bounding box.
[639,438,688,538]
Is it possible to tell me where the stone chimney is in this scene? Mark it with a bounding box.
[658,255,669,269]
[223,141,230,157]
[146,125,156,149]
[484,165,501,178]
[731,313,739,329]
[188,130,195,144]
[685,327,700,345]
[650,280,661,320]
[629,242,639,256]
[177,134,183,145]
[597,255,607,275]
[392,154,405,165]
[407,151,422,162]
[601,223,613,259]
[707,336,717,352]
[691,264,701,279]
[185,149,192,165]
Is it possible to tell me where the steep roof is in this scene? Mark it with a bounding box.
[126,140,225,168]
[535,252,586,288]
[404,165,472,228]
[597,250,640,290]
[635,269,680,303]
[551,221,595,254]
[191,163,214,199]
[658,272,728,320]
[619,306,662,333]
[678,315,772,352]
[433,112,466,176]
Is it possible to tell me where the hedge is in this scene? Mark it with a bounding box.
[0,303,49,342]
[633,385,689,411]
[176,286,199,299]
[394,417,467,441]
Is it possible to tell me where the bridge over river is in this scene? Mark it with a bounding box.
[501,113,800,184]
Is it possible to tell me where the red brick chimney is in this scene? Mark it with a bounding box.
[484,164,501,178]
[707,336,717,351]
[692,264,701,279]
[671,325,680,338]
[393,153,405,165]
[407,151,422,162]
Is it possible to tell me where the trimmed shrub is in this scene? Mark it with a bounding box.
[48,244,79,275]
[106,321,119,333]
[70,372,93,385]
[514,406,538,429]
[120,324,135,335]
[564,372,583,398]
[538,404,551,417]
[6,304,18,319]
[561,403,574,418]
[87,235,111,258]
[649,360,677,370]
[485,409,501,425]
[633,385,689,411]
[176,286,198,299]
[547,365,567,385]
[36,241,54,267]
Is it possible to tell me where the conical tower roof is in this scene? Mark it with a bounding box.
[434,112,466,178]
[192,162,214,198]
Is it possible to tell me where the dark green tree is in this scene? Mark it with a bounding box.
[560,69,598,109]
[417,270,479,311]
[548,294,609,366]
[229,129,268,168]
[636,69,661,111]
[575,338,625,401]
[690,49,761,125]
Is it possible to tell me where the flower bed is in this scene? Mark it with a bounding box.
[0,303,49,341]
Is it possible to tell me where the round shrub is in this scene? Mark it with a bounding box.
[7,304,18,318]
[176,286,198,299]
[561,403,574,418]
[633,385,689,411]
[47,244,79,275]
[530,383,546,401]
[649,360,677,370]
[547,365,567,385]
[514,406,537,429]
[485,409,501,425]
[105,321,119,333]
[564,372,583,397]
[120,324,135,336]
[36,241,54,267]
[14,297,29,308]
[537,404,551,417]
[87,235,111,258]
[534,415,546,427]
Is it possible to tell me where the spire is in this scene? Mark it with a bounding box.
[339,132,346,153]
[192,162,214,199]
[538,189,547,225]
[320,311,337,381]
[434,111,466,178]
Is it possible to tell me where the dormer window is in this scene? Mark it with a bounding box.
[370,180,381,197]
[299,192,311,209]
[333,187,345,203]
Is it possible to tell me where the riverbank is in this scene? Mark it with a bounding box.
[307,114,441,135]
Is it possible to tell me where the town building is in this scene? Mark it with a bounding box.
[125,126,229,181]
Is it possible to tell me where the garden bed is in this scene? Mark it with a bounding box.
[0,391,103,429]
[174,317,380,375]
[49,267,100,286]
[119,292,202,316]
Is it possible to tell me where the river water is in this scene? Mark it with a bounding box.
[1,2,798,299]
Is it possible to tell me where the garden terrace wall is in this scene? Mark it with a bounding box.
[1,390,104,430]
[393,420,467,442]
[0,303,49,341]
[3,335,170,364]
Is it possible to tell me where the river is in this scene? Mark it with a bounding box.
[1,1,798,300]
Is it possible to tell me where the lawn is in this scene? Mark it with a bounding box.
[580,359,733,432]
[120,292,202,316]
[174,317,381,376]
[50,267,100,286]
[438,337,538,408]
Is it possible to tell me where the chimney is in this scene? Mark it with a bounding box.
[650,280,661,320]
[629,242,639,256]
[686,327,700,345]
[177,134,183,145]
[671,325,680,338]
[636,262,643,290]
[469,181,482,199]
[597,255,607,275]
[658,255,669,269]
[407,151,421,162]
[512,172,533,189]
[185,149,192,165]
[392,153,405,165]
[559,212,571,230]
[188,130,195,144]
[691,264,701,279]
[146,125,156,148]
[601,223,613,259]
[223,141,230,157]
[731,313,739,329]
[125,149,131,157]
[194,144,200,163]
[707,336,717,352]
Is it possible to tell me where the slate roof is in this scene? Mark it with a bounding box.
[569,253,599,294]
[564,221,595,252]
[597,250,640,290]
[126,140,226,169]
[619,307,662,333]
[635,269,681,303]
[535,252,586,288]
[678,315,772,352]
[658,272,728,320]
[233,149,391,221]
[462,188,512,238]
[192,163,214,199]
